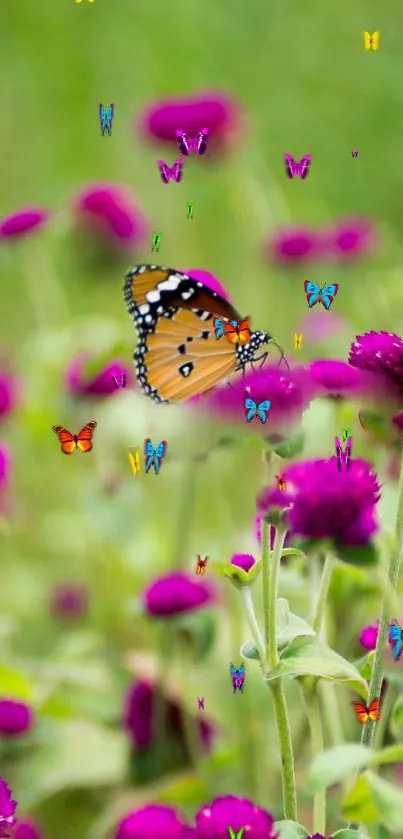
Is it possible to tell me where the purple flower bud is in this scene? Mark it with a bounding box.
[0,700,33,737]
[0,208,49,240]
[142,572,214,618]
[194,795,278,839]
[359,621,379,651]
[267,226,323,263]
[65,354,133,398]
[50,583,88,620]
[230,553,256,573]
[74,183,148,247]
[116,805,187,839]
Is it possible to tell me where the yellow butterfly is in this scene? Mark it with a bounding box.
[363,31,380,51]
[127,448,141,474]
[294,333,303,350]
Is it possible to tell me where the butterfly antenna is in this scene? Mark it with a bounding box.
[271,337,289,371]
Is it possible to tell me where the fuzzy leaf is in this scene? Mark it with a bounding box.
[342,771,403,832]
[334,541,379,567]
[307,744,373,791]
[265,636,368,698]
[281,548,307,560]
[359,410,391,444]
[240,641,260,661]
[332,832,371,839]
[274,820,310,839]
[273,430,305,460]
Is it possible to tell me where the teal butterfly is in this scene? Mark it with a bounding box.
[389,620,403,661]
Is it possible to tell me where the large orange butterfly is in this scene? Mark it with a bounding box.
[351,698,380,724]
[52,421,97,455]
[123,265,283,404]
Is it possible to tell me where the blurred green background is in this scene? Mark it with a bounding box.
[1,1,403,837]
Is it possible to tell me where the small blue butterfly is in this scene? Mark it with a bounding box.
[99,103,114,136]
[388,621,403,661]
[304,281,339,310]
[244,397,271,423]
[213,317,238,340]
[144,438,167,474]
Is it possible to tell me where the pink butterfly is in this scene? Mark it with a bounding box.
[157,159,183,184]
[284,154,312,179]
[175,129,209,156]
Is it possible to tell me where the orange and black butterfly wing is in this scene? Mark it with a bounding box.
[236,318,252,346]
[196,554,203,575]
[368,699,380,721]
[76,421,97,453]
[351,702,369,724]
[124,267,244,403]
[52,425,77,455]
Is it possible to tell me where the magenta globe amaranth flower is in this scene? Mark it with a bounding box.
[0,446,12,493]
[0,207,49,240]
[142,571,214,618]
[195,795,278,839]
[116,804,187,839]
[12,821,42,839]
[65,354,133,397]
[359,621,379,651]
[0,700,33,737]
[326,216,374,259]
[0,778,17,838]
[308,359,376,399]
[0,372,18,421]
[184,269,230,301]
[231,553,256,573]
[349,331,403,398]
[286,458,381,548]
[74,183,148,247]
[267,226,323,263]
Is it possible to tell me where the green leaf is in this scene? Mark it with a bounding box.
[343,771,403,833]
[273,430,305,459]
[15,720,128,809]
[240,641,260,661]
[355,650,376,680]
[307,744,373,791]
[273,820,310,839]
[0,665,35,701]
[332,831,371,839]
[372,743,403,766]
[281,548,307,560]
[334,540,379,567]
[277,611,315,651]
[171,609,216,660]
[265,636,368,698]
[359,410,391,444]
[246,558,262,583]
[390,694,403,740]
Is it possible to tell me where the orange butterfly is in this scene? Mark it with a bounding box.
[275,474,287,491]
[351,698,380,724]
[52,421,97,455]
[196,555,208,576]
[216,318,252,346]
[123,265,286,404]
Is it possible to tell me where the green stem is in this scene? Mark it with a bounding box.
[239,586,267,674]
[264,523,297,820]
[374,682,397,750]
[302,682,326,835]
[312,553,334,636]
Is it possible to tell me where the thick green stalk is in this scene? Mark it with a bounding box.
[239,586,267,673]
[264,522,297,820]
[312,553,334,637]
[302,682,326,835]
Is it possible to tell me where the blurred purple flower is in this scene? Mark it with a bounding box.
[296,310,346,343]
[65,354,133,398]
[194,795,278,839]
[256,484,296,516]
[254,516,293,550]
[231,553,256,573]
[12,822,42,839]
[142,572,214,618]
[0,779,17,838]
[0,700,33,737]
[123,680,215,753]
[309,835,330,839]
[0,446,11,493]
[359,621,379,651]
[50,583,88,620]
[267,226,323,263]
[392,410,403,432]
[138,92,243,152]
[326,217,374,259]
[308,359,376,399]
[74,183,148,247]
[0,372,18,421]
[184,269,230,301]
[0,208,49,240]
[286,458,381,546]
[203,365,315,431]
[116,805,187,839]
[349,332,403,398]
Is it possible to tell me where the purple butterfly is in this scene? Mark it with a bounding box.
[175,129,209,156]
[335,436,352,472]
[284,154,312,180]
[157,158,183,184]
[230,662,245,693]
[197,697,205,710]
[0,779,17,838]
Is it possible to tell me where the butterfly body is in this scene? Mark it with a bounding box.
[99,103,114,135]
[52,422,97,454]
[196,554,208,575]
[335,436,352,471]
[275,474,287,491]
[144,439,167,474]
[176,128,209,156]
[244,397,271,423]
[363,31,379,50]
[388,620,403,661]
[352,698,380,724]
[284,154,312,179]
[230,663,245,693]
[294,333,303,349]
[112,374,126,389]
[213,317,251,345]
[304,281,338,310]
[351,150,359,157]
[157,159,183,183]
[197,697,205,710]
[123,265,273,404]
[127,447,141,474]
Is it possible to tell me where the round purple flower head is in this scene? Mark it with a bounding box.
[0,778,17,837]
[0,208,49,240]
[50,583,88,620]
[359,621,379,651]
[286,458,381,546]
[308,359,375,399]
[142,572,214,618]
[195,795,278,839]
[184,269,230,301]
[0,700,33,737]
[123,680,215,753]
[74,183,148,247]
[231,553,256,573]
[12,821,42,839]
[325,216,374,259]
[349,331,403,398]
[65,354,133,398]
[116,804,187,839]
[267,225,323,263]
[203,365,314,431]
